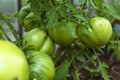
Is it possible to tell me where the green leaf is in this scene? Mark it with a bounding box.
[104,3,120,20]
[65,21,78,38]
[74,14,88,22]
[91,53,97,60]
[115,41,120,61]
[110,0,120,13]
[30,0,40,20]
[76,54,86,62]
[84,66,99,73]
[90,0,103,10]
[58,6,68,18]
[99,62,110,80]
[80,23,91,36]
[94,0,103,10]
[47,12,58,28]
[65,3,78,14]
[54,60,70,80]
[90,0,98,9]
[76,49,89,62]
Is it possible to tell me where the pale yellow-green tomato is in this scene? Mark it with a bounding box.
[0,40,29,80]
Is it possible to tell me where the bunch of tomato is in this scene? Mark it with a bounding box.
[0,1,113,80]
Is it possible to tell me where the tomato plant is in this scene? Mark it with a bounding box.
[48,21,77,46]
[1,0,120,80]
[0,40,29,80]
[77,17,113,49]
[23,28,55,55]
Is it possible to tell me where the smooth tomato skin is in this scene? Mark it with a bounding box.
[28,51,55,80]
[0,40,29,80]
[23,28,54,55]
[77,17,112,49]
[48,22,76,46]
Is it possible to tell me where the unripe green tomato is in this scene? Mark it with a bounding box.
[18,4,31,25]
[0,40,29,80]
[23,12,38,31]
[48,21,76,46]
[77,17,112,49]
[23,28,55,55]
[28,51,55,80]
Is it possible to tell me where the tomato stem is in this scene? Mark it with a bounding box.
[0,13,19,41]
[0,26,11,41]
[93,49,101,65]
[86,54,96,66]
[67,46,80,80]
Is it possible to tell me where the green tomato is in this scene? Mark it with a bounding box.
[18,4,40,31]
[23,28,55,55]
[18,4,31,25]
[0,40,29,80]
[28,51,55,80]
[77,17,112,49]
[48,21,76,46]
[23,12,39,31]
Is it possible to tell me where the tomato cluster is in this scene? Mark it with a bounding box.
[13,2,114,80]
[17,4,56,79]
[48,17,112,48]
[22,28,55,80]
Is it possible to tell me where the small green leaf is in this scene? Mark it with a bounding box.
[76,49,89,62]
[65,21,78,38]
[58,7,68,18]
[92,53,97,60]
[94,0,103,10]
[90,0,98,9]
[76,54,86,62]
[54,60,70,80]
[74,14,88,22]
[30,0,40,20]
[84,66,99,73]
[109,12,120,20]
[99,62,110,80]
[115,41,120,61]
[80,24,91,36]
[65,3,78,14]
[104,3,120,20]
[47,12,58,28]
[90,0,103,10]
